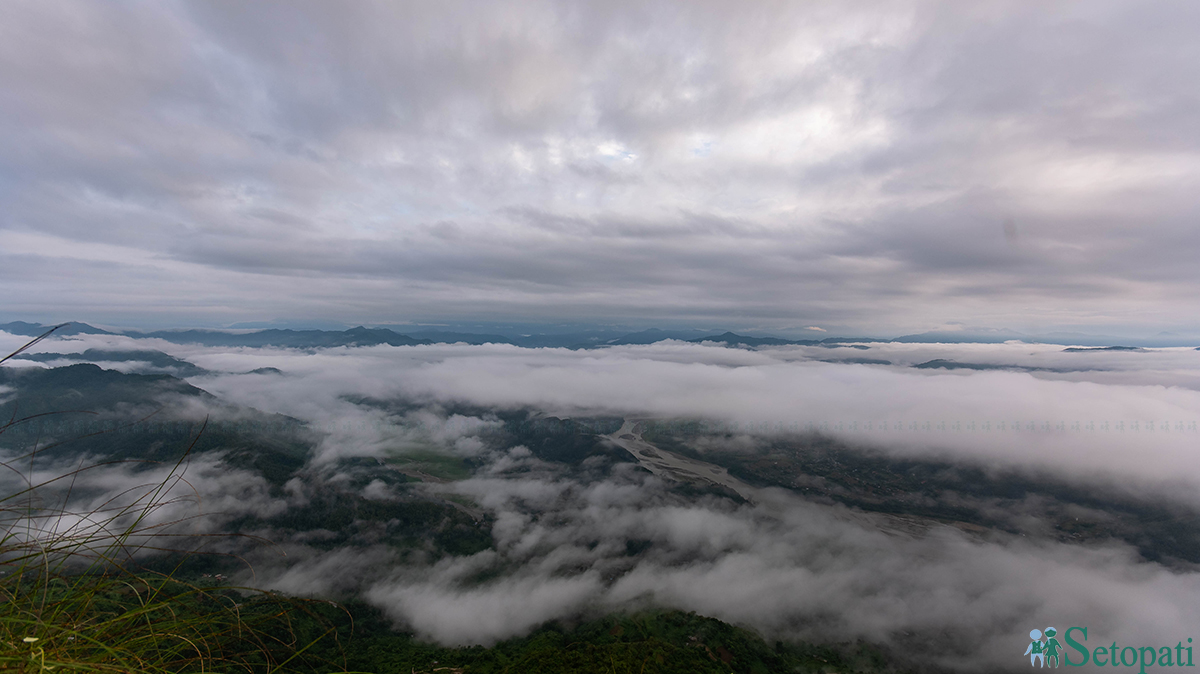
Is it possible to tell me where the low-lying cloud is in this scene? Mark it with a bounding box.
[6,332,1200,671]
[132,337,1200,499]
[361,446,1199,672]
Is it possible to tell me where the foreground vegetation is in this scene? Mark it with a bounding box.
[0,571,342,673]
[298,605,909,674]
[0,328,338,672]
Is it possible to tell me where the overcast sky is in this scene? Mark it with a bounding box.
[2,1,1198,334]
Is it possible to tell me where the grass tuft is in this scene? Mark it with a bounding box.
[1,326,349,673]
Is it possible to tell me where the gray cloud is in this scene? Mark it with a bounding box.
[2,1,1199,333]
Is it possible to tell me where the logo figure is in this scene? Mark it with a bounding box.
[1043,627,1063,668]
[1025,628,1045,667]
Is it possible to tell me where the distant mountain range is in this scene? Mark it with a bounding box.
[11,348,209,377]
[0,321,113,336]
[3,321,1197,349]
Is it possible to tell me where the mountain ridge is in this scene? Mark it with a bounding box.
[5,321,1199,349]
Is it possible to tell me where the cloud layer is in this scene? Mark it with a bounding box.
[161,339,1200,500]
[370,466,1200,671]
[8,330,1200,492]
[3,1,1200,333]
[7,333,1200,670]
